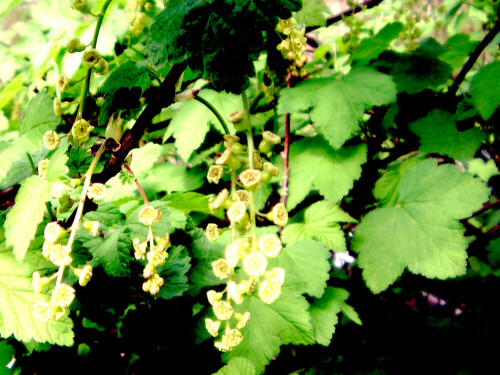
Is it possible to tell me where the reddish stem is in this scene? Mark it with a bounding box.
[124,165,149,206]
[281,76,292,206]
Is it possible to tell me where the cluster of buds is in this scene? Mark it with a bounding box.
[127,0,153,36]
[276,18,308,78]
[392,0,433,51]
[204,109,289,351]
[33,221,93,322]
[133,205,170,295]
[340,12,363,54]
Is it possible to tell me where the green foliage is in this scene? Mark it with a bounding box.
[282,200,356,251]
[278,68,397,149]
[1,1,499,374]
[164,89,240,161]
[147,0,301,93]
[409,109,486,160]
[353,158,490,293]
[4,176,51,261]
[0,250,74,346]
[286,136,367,210]
[471,61,500,120]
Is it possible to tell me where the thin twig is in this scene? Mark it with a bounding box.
[195,95,230,135]
[280,77,291,208]
[448,13,500,97]
[305,0,385,33]
[472,199,500,217]
[124,165,149,205]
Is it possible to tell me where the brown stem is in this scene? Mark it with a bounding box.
[448,13,500,98]
[305,0,385,33]
[93,61,187,184]
[472,199,500,217]
[281,77,292,207]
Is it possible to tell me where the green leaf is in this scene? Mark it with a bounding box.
[128,143,165,176]
[98,61,149,127]
[286,136,367,210]
[278,240,331,298]
[83,202,124,227]
[282,200,356,251]
[4,176,51,261]
[164,89,240,161]
[0,250,74,346]
[18,90,59,140]
[213,357,256,375]
[67,146,92,178]
[308,287,347,346]
[350,23,403,65]
[278,68,396,149]
[409,109,485,160]
[353,158,491,293]
[46,141,70,183]
[158,246,191,300]
[162,192,211,214]
[0,340,15,375]
[223,276,315,373]
[0,92,57,183]
[440,34,477,70]
[294,0,331,27]
[466,158,499,182]
[374,51,452,94]
[143,163,204,193]
[84,226,131,278]
[471,61,500,120]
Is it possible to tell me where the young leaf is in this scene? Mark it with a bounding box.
[223,276,315,373]
[471,61,500,120]
[353,158,491,293]
[282,200,356,251]
[0,91,57,183]
[213,357,256,375]
[409,109,485,160]
[67,145,92,178]
[4,176,51,261]
[350,23,403,65]
[0,250,74,346]
[157,245,191,300]
[294,0,331,27]
[46,140,70,183]
[286,136,367,211]
[83,226,131,278]
[308,287,359,346]
[164,89,240,161]
[277,240,331,298]
[278,68,396,149]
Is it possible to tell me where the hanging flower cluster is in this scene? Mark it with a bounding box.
[276,18,308,78]
[127,0,154,36]
[133,205,170,295]
[204,112,289,352]
[33,221,94,322]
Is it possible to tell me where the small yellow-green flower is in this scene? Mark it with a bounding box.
[207,290,223,305]
[52,284,76,307]
[71,119,94,143]
[258,277,283,304]
[212,301,233,320]
[205,318,221,337]
[133,238,148,260]
[243,251,268,277]
[78,265,93,286]
[259,234,282,258]
[225,243,240,267]
[205,223,220,242]
[211,258,232,280]
[239,169,261,190]
[87,183,107,200]
[227,202,247,224]
[207,165,224,184]
[37,159,49,179]
[138,206,162,225]
[49,244,72,267]
[83,220,100,236]
[44,221,65,243]
[43,130,60,150]
[235,312,251,329]
[268,203,288,227]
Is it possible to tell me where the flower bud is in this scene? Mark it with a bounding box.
[56,74,70,93]
[77,265,93,286]
[215,148,241,170]
[67,37,86,53]
[37,159,49,179]
[72,0,91,14]
[53,98,63,117]
[93,58,109,75]
[82,48,101,69]
[258,131,281,153]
